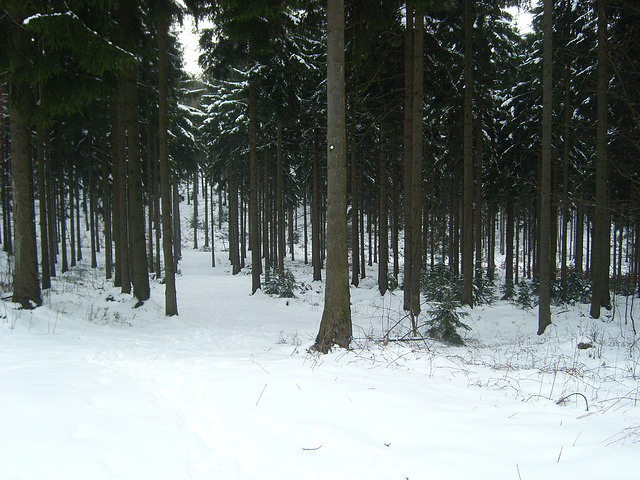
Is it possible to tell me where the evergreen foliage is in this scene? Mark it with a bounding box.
[515,279,535,310]
[264,268,297,298]
[425,292,471,347]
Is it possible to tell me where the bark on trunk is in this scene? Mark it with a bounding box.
[314,0,351,353]
[462,0,474,307]
[590,0,611,318]
[538,0,553,335]
[158,11,178,315]
[378,122,389,296]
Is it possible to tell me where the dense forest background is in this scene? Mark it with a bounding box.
[1,0,639,350]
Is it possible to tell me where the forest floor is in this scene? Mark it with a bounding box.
[2,203,640,479]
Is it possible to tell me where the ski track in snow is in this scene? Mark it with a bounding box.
[2,225,640,478]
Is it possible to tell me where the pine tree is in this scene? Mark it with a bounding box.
[313,0,351,353]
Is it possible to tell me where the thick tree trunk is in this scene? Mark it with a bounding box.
[538,0,553,335]
[314,0,351,353]
[9,79,41,307]
[120,1,149,302]
[590,0,611,318]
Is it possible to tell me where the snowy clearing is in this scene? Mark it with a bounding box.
[2,225,640,479]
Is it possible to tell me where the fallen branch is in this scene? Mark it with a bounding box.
[302,445,322,451]
[556,392,589,411]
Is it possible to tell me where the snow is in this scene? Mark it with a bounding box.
[2,199,640,479]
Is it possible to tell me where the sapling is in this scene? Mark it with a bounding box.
[425,292,471,346]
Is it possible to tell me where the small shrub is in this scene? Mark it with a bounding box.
[501,281,516,301]
[425,293,471,346]
[474,269,495,305]
[556,272,591,305]
[515,279,535,309]
[264,268,297,298]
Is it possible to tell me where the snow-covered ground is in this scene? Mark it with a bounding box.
[2,202,640,479]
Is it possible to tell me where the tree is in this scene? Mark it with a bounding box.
[158,6,178,316]
[118,0,151,303]
[6,5,42,308]
[590,0,611,319]
[313,0,351,353]
[461,0,474,307]
[538,0,553,335]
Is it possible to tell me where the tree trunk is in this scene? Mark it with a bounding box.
[89,148,98,269]
[9,65,41,307]
[474,110,483,280]
[203,175,209,249]
[193,170,199,249]
[350,111,360,287]
[408,5,423,324]
[403,4,414,313]
[561,79,571,296]
[590,0,611,318]
[378,121,389,296]
[158,11,177,315]
[303,191,308,264]
[505,194,514,296]
[120,0,149,302]
[312,131,322,281]
[249,42,261,293]
[392,156,400,280]
[314,0,351,353]
[173,179,182,262]
[56,151,68,275]
[211,183,216,267]
[462,0,474,307]
[102,134,112,280]
[0,81,5,252]
[36,117,51,290]
[277,119,285,276]
[147,131,155,272]
[538,0,553,335]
